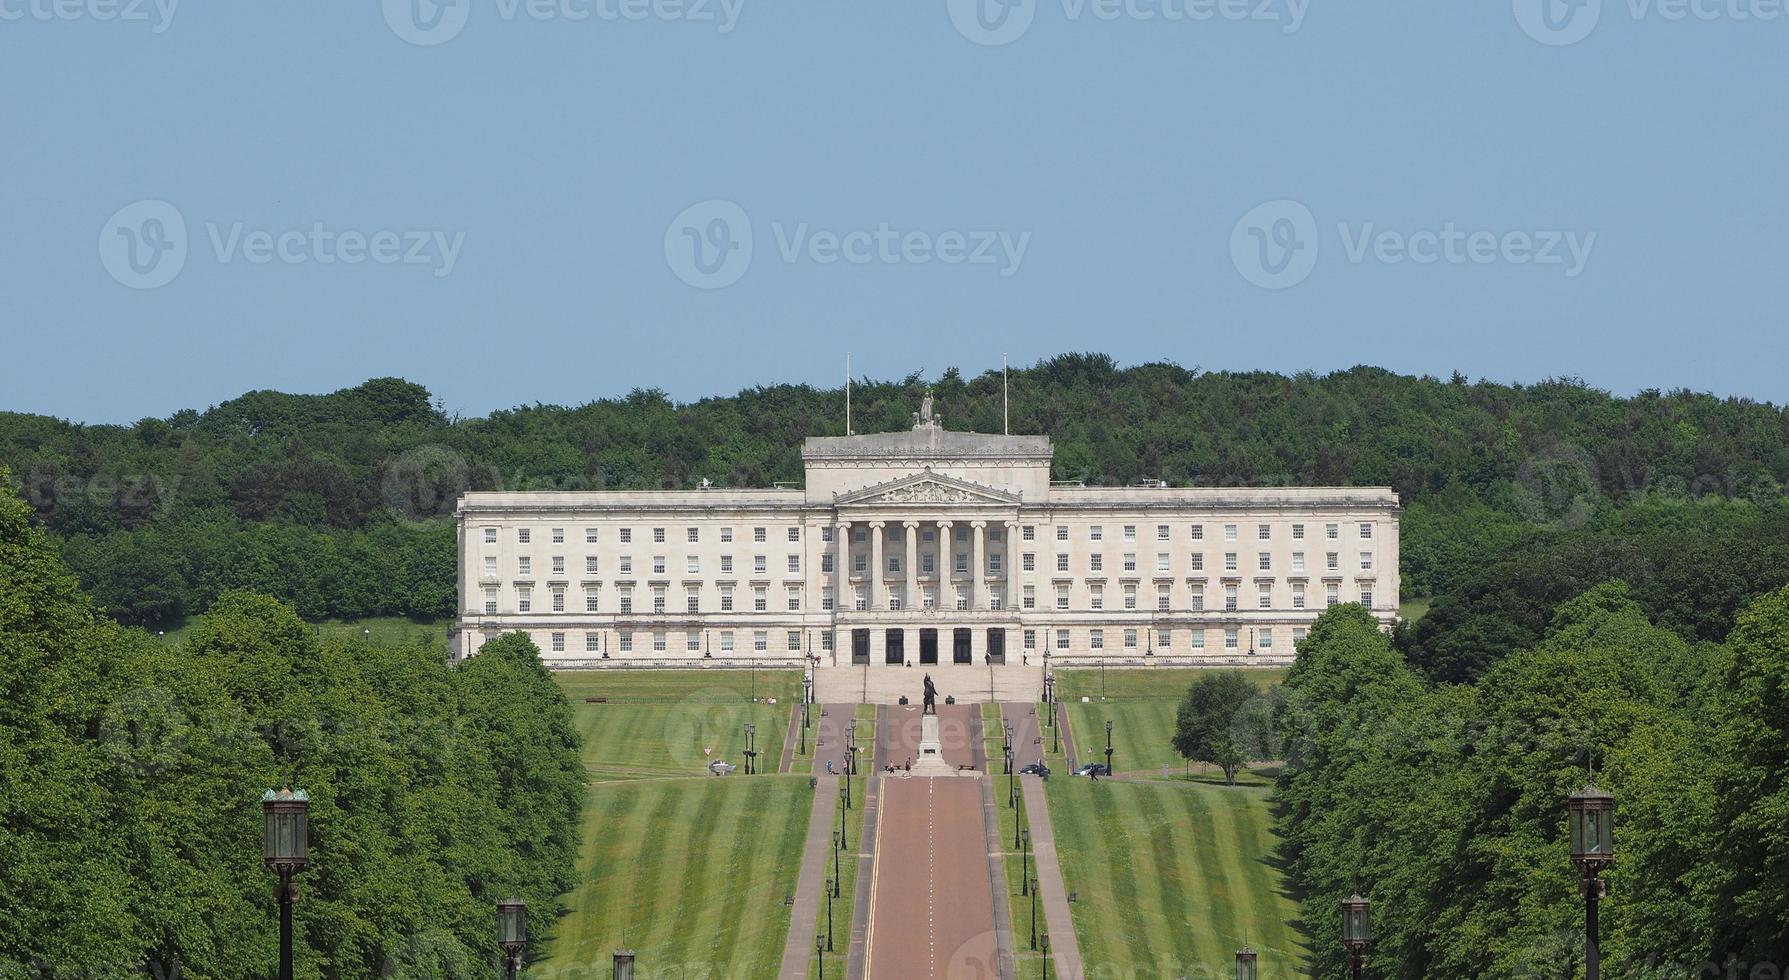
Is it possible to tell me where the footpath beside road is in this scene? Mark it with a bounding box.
[777,773,840,979]
[1020,773,1085,980]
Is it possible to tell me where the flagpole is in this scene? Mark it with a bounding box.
[1003,353,1010,435]
[846,352,853,436]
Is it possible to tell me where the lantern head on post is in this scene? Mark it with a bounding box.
[1568,782,1615,875]
[496,899,527,954]
[1235,946,1258,980]
[1341,894,1373,951]
[261,788,310,874]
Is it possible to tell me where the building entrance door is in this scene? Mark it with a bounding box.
[885,628,905,665]
[952,628,972,665]
[986,628,1005,664]
[919,628,939,665]
[852,628,870,665]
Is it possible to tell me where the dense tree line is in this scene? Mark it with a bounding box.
[0,472,584,978]
[1277,594,1789,978]
[2,357,1786,629]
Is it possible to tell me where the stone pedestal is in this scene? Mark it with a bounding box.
[911,714,957,776]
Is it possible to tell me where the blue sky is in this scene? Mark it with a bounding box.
[2,0,1784,423]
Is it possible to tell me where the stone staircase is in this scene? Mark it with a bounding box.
[814,660,1043,705]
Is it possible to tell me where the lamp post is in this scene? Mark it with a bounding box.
[838,782,849,847]
[261,788,310,980]
[1029,874,1039,950]
[496,899,526,980]
[1020,828,1031,897]
[612,947,635,980]
[833,831,843,897]
[1041,933,1051,980]
[1570,782,1616,980]
[824,877,835,951]
[1235,947,1257,980]
[1105,719,1114,775]
[1341,894,1373,980]
[816,934,826,978]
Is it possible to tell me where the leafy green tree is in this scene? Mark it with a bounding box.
[1171,670,1258,783]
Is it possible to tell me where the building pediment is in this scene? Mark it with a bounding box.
[834,469,1020,506]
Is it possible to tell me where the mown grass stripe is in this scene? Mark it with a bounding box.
[1136,781,1198,974]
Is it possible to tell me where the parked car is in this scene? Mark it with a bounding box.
[708,760,737,776]
[1074,763,1111,778]
[1019,762,1051,778]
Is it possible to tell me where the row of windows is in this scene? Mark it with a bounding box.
[486,521,1379,547]
[485,548,1376,580]
[488,581,1376,615]
[532,625,1312,655]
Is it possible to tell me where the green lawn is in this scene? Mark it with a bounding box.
[1056,667,1286,702]
[542,774,811,978]
[1046,778,1306,978]
[555,671,798,781]
[1400,596,1432,622]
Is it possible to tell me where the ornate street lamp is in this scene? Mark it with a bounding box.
[261,788,310,980]
[816,934,826,978]
[1041,933,1051,980]
[1341,894,1372,980]
[612,947,635,980]
[1569,781,1615,980]
[1236,946,1257,980]
[1105,719,1114,775]
[496,899,526,980]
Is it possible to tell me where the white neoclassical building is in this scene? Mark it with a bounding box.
[453,402,1399,700]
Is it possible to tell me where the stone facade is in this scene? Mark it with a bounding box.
[452,412,1400,677]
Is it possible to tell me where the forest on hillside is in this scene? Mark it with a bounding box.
[4,352,1788,681]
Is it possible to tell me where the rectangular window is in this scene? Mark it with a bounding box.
[854,587,867,612]
[586,590,600,613]
[753,631,768,652]
[1055,629,1070,650]
[1056,584,1070,610]
[1191,584,1205,611]
[1224,524,1238,542]
[652,588,666,614]
[1192,630,1205,651]
[687,527,699,543]
[484,589,497,615]
[483,527,497,544]
[1090,554,1104,572]
[619,528,631,544]
[1293,581,1307,609]
[586,555,599,574]
[787,630,802,650]
[1361,586,1376,608]
[720,587,734,612]
[1056,554,1070,572]
[1090,585,1104,610]
[1190,553,1204,572]
[955,552,968,574]
[754,527,767,543]
[822,586,834,611]
[1157,628,1171,649]
[1328,552,1340,571]
[955,588,969,611]
[652,556,666,575]
[821,632,834,652]
[552,556,565,575]
[687,633,702,653]
[1023,585,1036,610]
[1292,523,1305,540]
[619,556,632,574]
[518,557,532,576]
[1122,525,1136,541]
[1056,526,1069,541]
[1123,585,1137,610]
[518,528,531,544]
[1258,553,1272,572]
[1360,552,1374,571]
[1191,524,1205,541]
[1258,524,1271,540]
[1261,629,1274,651]
[1224,584,1238,612]
[1090,525,1103,541]
[619,589,633,614]
[788,527,801,542]
[484,556,498,576]
[1122,553,1136,572]
[753,587,767,612]
[619,631,633,653]
[686,556,700,575]
[1224,553,1238,572]
[1023,525,1036,541]
[721,632,735,653]
[721,555,733,574]
[753,555,767,574]
[887,554,900,574]
[822,526,833,543]
[586,527,599,544]
[652,527,665,544]
[1259,584,1272,609]
[1157,584,1171,611]
[1225,627,1239,650]
[822,554,834,573]
[687,592,700,614]
[720,527,733,542]
[551,632,565,653]
[1292,552,1305,572]
[789,555,802,573]
[1326,523,1339,540]
[518,588,533,613]
[1123,628,1138,649]
[1157,524,1170,541]
[922,553,935,574]
[1157,553,1170,572]
[550,528,563,545]
[652,632,667,653]
[1090,629,1104,650]
[1023,552,1036,572]
[552,588,566,613]
[1293,627,1308,644]
[788,587,801,612]
[586,632,600,653]
[1360,522,1374,539]
[989,553,1003,574]
[1023,629,1037,650]
[854,554,868,574]
[1327,583,1340,607]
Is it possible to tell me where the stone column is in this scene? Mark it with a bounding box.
[869,521,886,611]
[1004,520,1020,611]
[971,521,987,610]
[835,520,851,614]
[936,521,953,610]
[903,521,919,612]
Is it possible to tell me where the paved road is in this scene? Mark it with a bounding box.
[865,777,999,979]
[776,775,839,979]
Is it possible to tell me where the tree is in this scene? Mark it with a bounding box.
[1172,670,1258,784]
